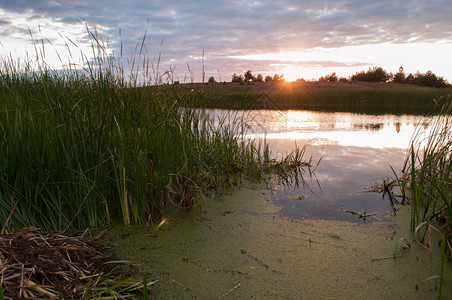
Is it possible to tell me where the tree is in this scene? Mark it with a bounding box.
[393,66,406,83]
[264,75,272,82]
[244,70,255,82]
[328,73,338,82]
[350,71,366,82]
[255,74,264,82]
[208,76,216,83]
[404,73,414,84]
[272,74,284,82]
[351,67,390,82]
[413,70,450,88]
[320,72,338,82]
[232,73,244,83]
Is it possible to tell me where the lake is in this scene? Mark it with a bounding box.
[210,109,434,223]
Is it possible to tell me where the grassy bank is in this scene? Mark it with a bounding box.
[0,40,308,232]
[187,82,451,114]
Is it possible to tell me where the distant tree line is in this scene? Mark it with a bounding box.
[222,67,450,88]
[320,66,450,88]
[349,67,391,83]
[391,66,450,88]
[230,70,284,84]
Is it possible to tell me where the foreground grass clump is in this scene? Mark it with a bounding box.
[406,102,452,249]
[0,48,308,232]
[378,101,452,299]
[400,102,452,299]
[388,102,452,256]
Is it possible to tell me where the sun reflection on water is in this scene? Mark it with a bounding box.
[243,110,432,149]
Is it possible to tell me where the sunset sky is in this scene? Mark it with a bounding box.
[1,1,452,82]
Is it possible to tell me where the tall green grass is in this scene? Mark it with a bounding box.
[396,101,452,254]
[381,101,452,299]
[0,30,308,231]
[396,101,452,299]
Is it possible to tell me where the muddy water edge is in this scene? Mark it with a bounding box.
[100,184,452,299]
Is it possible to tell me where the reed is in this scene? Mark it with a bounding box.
[378,101,452,299]
[0,29,309,231]
[397,101,452,254]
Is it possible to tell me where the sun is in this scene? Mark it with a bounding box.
[279,69,302,82]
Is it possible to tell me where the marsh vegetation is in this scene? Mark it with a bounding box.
[0,29,314,298]
[0,30,309,233]
[385,103,452,259]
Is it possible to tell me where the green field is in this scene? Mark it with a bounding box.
[186,81,451,114]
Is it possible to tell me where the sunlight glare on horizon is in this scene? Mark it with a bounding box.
[231,42,452,81]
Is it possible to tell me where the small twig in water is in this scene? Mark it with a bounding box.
[218,282,241,299]
[371,255,404,262]
[343,209,377,219]
[169,277,191,291]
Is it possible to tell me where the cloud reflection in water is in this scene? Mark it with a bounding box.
[240,110,432,222]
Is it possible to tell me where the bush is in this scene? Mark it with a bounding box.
[351,67,390,82]
[231,73,244,83]
[405,73,415,84]
[272,74,284,82]
[244,70,254,82]
[393,66,406,83]
[255,74,264,82]
[319,72,338,82]
[413,71,450,88]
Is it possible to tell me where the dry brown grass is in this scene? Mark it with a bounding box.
[0,227,126,299]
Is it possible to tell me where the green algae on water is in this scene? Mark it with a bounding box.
[100,185,452,299]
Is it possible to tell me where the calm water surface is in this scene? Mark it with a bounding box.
[212,109,434,223]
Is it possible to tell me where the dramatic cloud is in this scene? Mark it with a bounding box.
[1,0,452,81]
